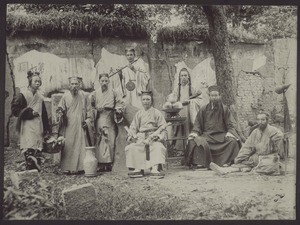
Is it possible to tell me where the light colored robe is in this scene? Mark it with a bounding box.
[125,107,167,170]
[58,90,88,171]
[169,84,208,152]
[20,89,44,150]
[172,84,208,128]
[234,124,284,167]
[89,88,125,163]
[116,58,150,109]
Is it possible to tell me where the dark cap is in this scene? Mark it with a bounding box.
[27,67,40,79]
[99,73,109,79]
[141,91,153,96]
[208,85,220,93]
[68,76,82,82]
[125,46,135,54]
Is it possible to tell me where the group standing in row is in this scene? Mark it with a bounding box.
[12,47,285,177]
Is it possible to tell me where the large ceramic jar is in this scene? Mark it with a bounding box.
[83,146,98,177]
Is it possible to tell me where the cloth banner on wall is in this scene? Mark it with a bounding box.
[13,50,96,96]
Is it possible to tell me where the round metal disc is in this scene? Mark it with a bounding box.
[126,80,136,91]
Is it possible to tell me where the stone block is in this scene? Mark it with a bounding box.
[10,169,39,189]
[62,183,98,219]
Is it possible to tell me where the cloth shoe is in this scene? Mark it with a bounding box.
[209,162,228,175]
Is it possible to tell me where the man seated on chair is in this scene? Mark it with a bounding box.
[186,85,241,169]
[210,111,285,175]
[125,91,167,178]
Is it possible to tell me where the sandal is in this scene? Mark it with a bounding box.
[63,171,77,175]
[150,172,165,179]
[128,171,143,178]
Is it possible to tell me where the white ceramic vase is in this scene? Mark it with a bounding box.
[83,146,98,177]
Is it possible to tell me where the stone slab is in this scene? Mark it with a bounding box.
[62,183,98,219]
[10,169,39,189]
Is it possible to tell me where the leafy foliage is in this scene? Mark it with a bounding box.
[6,9,148,38]
[3,178,63,220]
[6,4,297,42]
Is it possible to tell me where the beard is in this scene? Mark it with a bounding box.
[101,84,108,92]
[71,88,79,95]
[258,123,267,130]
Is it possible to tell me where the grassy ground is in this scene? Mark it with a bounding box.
[3,132,297,220]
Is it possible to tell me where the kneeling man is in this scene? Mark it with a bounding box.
[210,111,284,175]
[125,91,167,178]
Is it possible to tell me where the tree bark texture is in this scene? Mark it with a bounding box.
[202,5,237,106]
[203,6,245,142]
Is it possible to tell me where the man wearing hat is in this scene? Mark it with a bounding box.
[117,46,150,110]
[186,85,241,169]
[209,111,285,175]
[87,73,125,172]
[11,69,50,171]
[125,91,167,178]
[56,76,89,175]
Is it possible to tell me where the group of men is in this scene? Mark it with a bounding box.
[12,47,285,178]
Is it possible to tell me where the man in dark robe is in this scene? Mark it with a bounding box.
[11,69,50,171]
[185,85,241,169]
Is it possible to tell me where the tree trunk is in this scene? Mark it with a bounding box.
[203,6,245,141]
[203,5,236,105]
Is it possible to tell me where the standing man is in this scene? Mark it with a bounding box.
[117,46,150,110]
[210,112,284,175]
[125,91,167,178]
[88,73,125,172]
[11,69,50,171]
[186,85,241,169]
[57,76,88,175]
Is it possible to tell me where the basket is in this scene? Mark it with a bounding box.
[43,134,64,154]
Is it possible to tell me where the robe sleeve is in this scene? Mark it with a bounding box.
[129,111,140,136]
[134,59,150,95]
[191,107,204,135]
[114,90,125,111]
[234,130,257,164]
[223,105,239,138]
[42,101,50,133]
[270,128,284,158]
[86,91,97,123]
[57,94,68,127]
[155,110,168,141]
[11,93,35,120]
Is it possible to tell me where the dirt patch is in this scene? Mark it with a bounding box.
[3,147,296,220]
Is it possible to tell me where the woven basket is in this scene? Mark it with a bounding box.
[43,134,64,154]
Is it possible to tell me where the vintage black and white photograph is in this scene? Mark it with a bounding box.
[3,3,297,220]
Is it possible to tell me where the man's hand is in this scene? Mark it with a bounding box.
[149,134,160,142]
[115,107,123,114]
[126,136,137,143]
[188,132,197,140]
[82,121,87,129]
[32,110,40,117]
[225,132,237,140]
[182,100,190,106]
[128,64,136,72]
[117,70,123,76]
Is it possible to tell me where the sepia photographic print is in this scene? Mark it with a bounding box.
[2,2,298,221]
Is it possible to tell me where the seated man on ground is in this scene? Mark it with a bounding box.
[186,85,241,169]
[210,111,284,175]
[125,91,168,178]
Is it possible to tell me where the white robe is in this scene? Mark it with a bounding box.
[125,107,167,170]
[20,89,44,150]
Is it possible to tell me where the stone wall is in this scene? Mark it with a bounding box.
[5,34,297,146]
